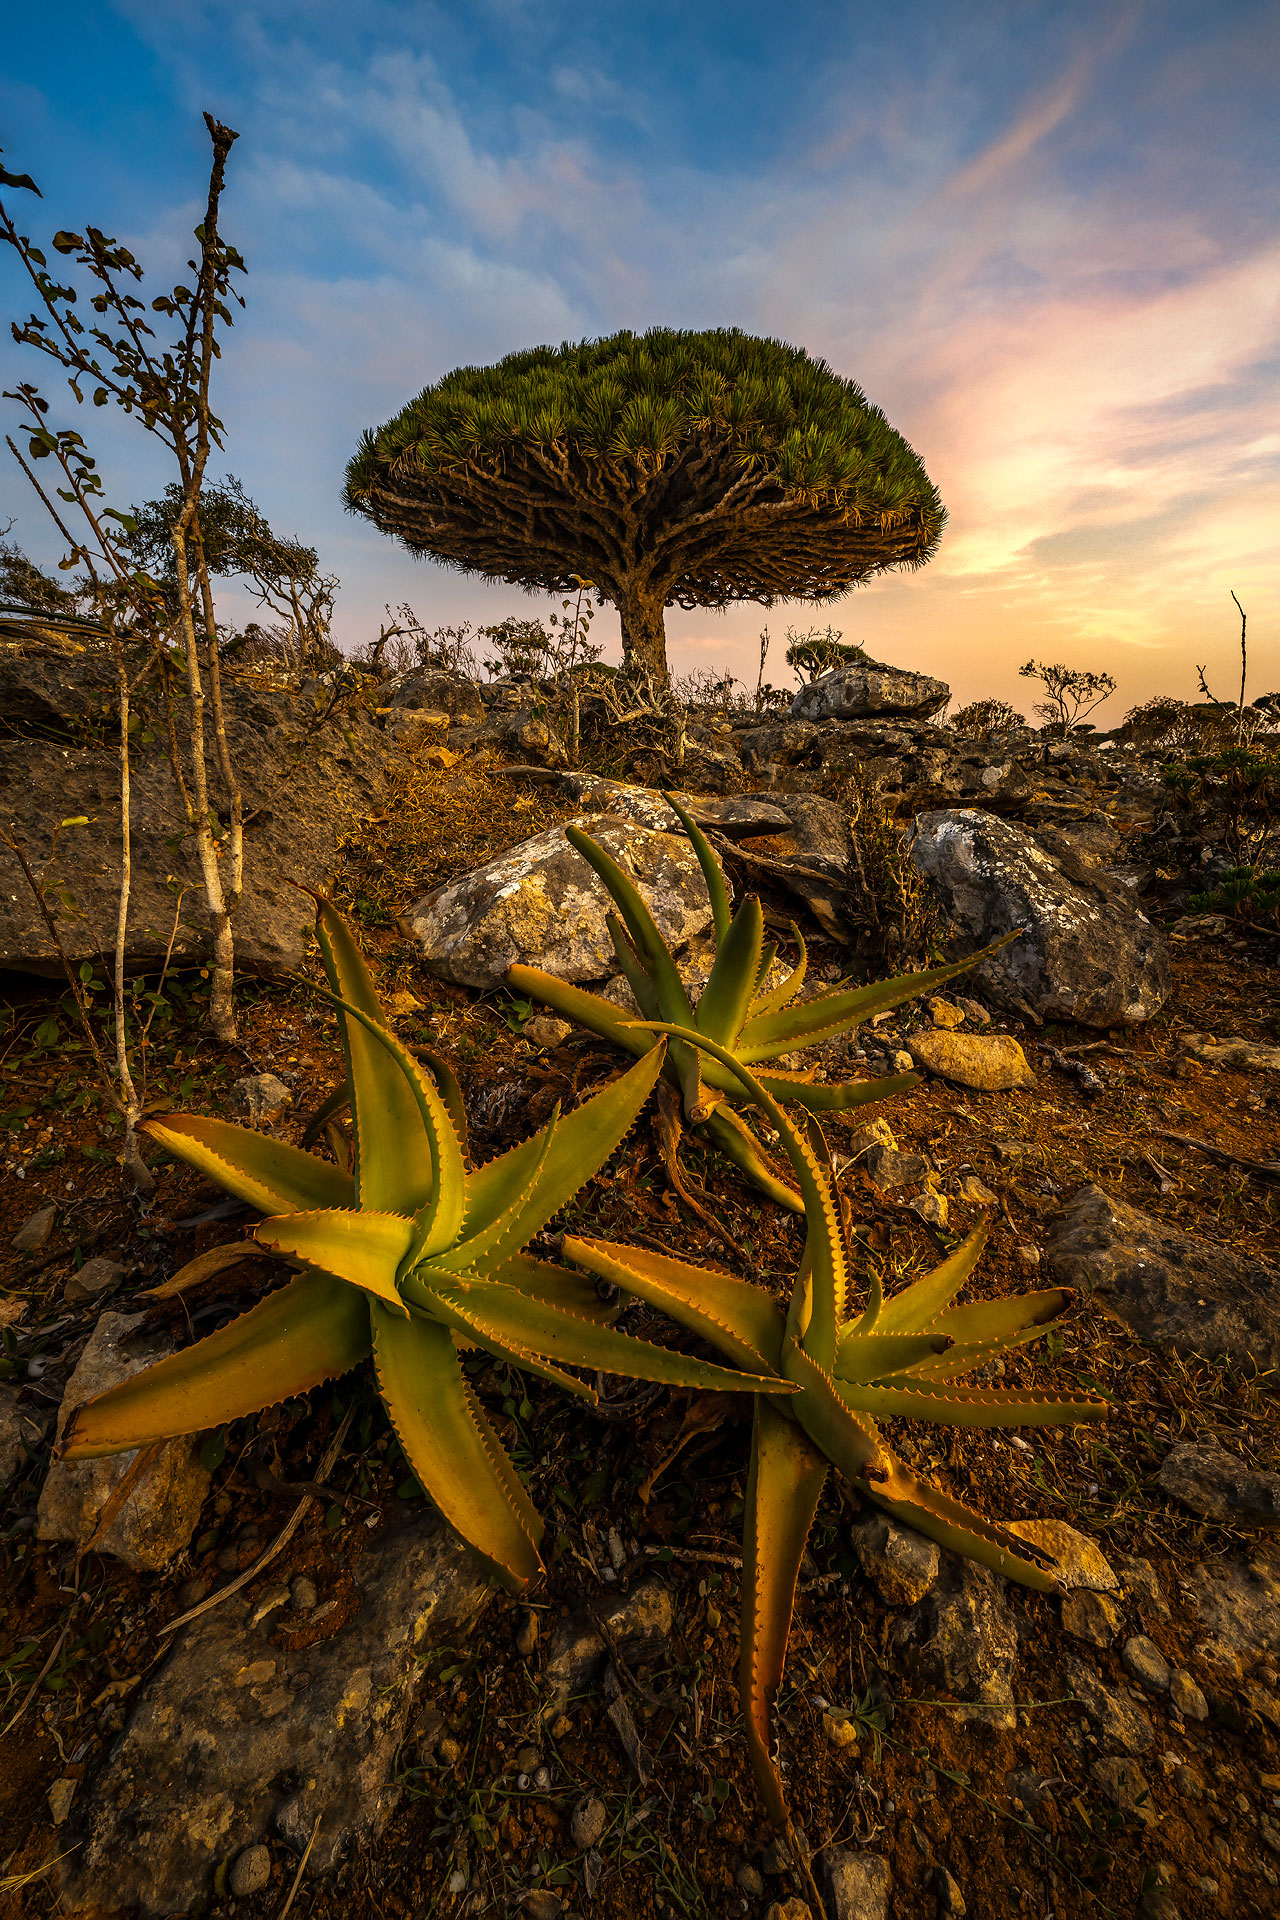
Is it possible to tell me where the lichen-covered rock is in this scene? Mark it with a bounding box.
[887,1560,1019,1730]
[1046,1185,1280,1376]
[791,659,949,723]
[403,814,713,989]
[37,1311,211,1572]
[850,1512,940,1606]
[910,809,1170,1027]
[0,1383,45,1484]
[1004,1518,1117,1591]
[818,1846,892,1920]
[386,666,484,723]
[906,1030,1035,1090]
[57,1513,493,1915]
[1158,1439,1280,1527]
[1065,1654,1154,1754]
[544,1576,674,1699]
[1178,1546,1280,1676]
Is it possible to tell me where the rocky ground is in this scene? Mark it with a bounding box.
[2,648,1279,1920]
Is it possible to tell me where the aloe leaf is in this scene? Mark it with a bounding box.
[433,1281,794,1395]
[754,940,778,996]
[905,1325,1064,1382]
[873,1227,987,1333]
[60,1271,371,1459]
[863,1457,1060,1591]
[255,1208,414,1316]
[833,1328,952,1385]
[430,1123,556,1275]
[310,987,467,1256]
[754,1069,920,1114]
[696,895,764,1046]
[300,1081,352,1149]
[562,1234,786,1372]
[407,1275,599,1400]
[840,1377,1111,1426]
[142,1114,355,1215]
[454,1123,557,1249]
[565,824,695,1024]
[507,966,657,1059]
[702,1108,803,1213]
[371,1304,543,1591]
[664,793,734,945]
[748,921,807,1017]
[489,1250,622,1323]
[604,912,660,1021]
[848,1264,885,1335]
[783,1339,890,1482]
[415,1047,470,1161]
[741,1398,828,1826]
[309,894,438,1217]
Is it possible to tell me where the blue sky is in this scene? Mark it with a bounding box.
[2,0,1277,715]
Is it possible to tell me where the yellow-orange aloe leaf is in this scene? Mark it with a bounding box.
[862,1455,1061,1591]
[696,895,765,1047]
[255,1208,414,1317]
[59,1271,371,1459]
[832,1328,952,1386]
[140,1114,354,1216]
[870,1226,988,1334]
[562,1235,785,1374]
[740,1397,827,1827]
[371,1304,543,1592]
[840,1376,1111,1427]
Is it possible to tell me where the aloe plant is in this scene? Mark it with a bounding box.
[509,795,1003,1210]
[59,898,795,1591]
[563,1023,1110,1824]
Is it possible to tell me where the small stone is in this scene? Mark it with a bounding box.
[571,1795,607,1850]
[446,1867,469,1895]
[248,1584,293,1630]
[906,1030,1036,1092]
[290,1574,318,1612]
[1004,1518,1117,1591]
[824,1711,859,1749]
[522,1893,562,1920]
[47,1777,76,1825]
[1173,1762,1202,1801]
[1169,1670,1208,1721]
[851,1513,940,1606]
[177,1576,209,1609]
[1066,1655,1154,1754]
[926,997,966,1029]
[1123,1634,1171,1691]
[383,989,426,1020]
[892,1049,915,1074]
[1140,1894,1181,1920]
[737,1862,766,1898]
[908,1187,949,1230]
[233,1072,293,1129]
[764,1902,811,1920]
[845,1117,899,1158]
[863,1143,929,1191]
[1013,1244,1041,1271]
[1091,1757,1158,1825]
[523,1015,571,1049]
[63,1255,127,1307]
[229,1844,272,1897]
[818,1846,891,1920]
[954,1174,997,1205]
[933,1866,966,1915]
[762,1839,794,1875]
[956,997,992,1028]
[516,1744,541,1773]
[1061,1589,1121,1647]
[1158,1437,1280,1526]
[439,1736,462,1765]
[515,1607,539,1658]
[12,1204,55,1253]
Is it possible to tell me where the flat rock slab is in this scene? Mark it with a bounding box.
[1046,1184,1280,1377]
[791,659,950,722]
[403,813,713,989]
[1158,1439,1280,1527]
[906,1029,1035,1090]
[886,1559,1019,1731]
[59,1513,493,1915]
[38,1311,210,1572]
[910,809,1170,1027]
[1179,1546,1280,1674]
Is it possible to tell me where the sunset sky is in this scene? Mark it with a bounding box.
[2,0,1276,719]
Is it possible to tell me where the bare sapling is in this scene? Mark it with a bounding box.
[1,114,248,1045]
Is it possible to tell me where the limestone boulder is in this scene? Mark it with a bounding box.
[906,1030,1035,1091]
[791,659,950,723]
[403,814,713,989]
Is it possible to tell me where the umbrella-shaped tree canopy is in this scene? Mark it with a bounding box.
[344,327,946,686]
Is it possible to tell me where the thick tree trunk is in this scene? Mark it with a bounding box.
[617,584,670,689]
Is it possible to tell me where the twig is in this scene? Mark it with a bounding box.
[157,1407,353,1640]
[1152,1129,1280,1185]
[276,1815,320,1919]
[78,1441,166,1562]
[1,1623,70,1740]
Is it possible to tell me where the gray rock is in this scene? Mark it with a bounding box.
[1091,1757,1158,1826]
[850,1513,940,1607]
[887,1560,1019,1730]
[862,1144,930,1193]
[818,1846,891,1920]
[570,1795,608,1851]
[543,1577,674,1698]
[57,1513,492,1914]
[737,1861,766,1898]
[0,1384,45,1483]
[1065,1654,1153,1753]
[932,1866,967,1915]
[37,1311,211,1572]
[1046,1185,1280,1377]
[1123,1635,1171,1690]
[386,666,484,723]
[12,1203,56,1253]
[1177,1547,1280,1674]
[404,814,713,990]
[228,1844,272,1897]
[1169,1670,1209,1720]
[905,1030,1035,1091]
[0,646,400,979]
[1061,1590,1120,1647]
[910,810,1170,1027]
[233,1072,293,1129]
[1158,1439,1280,1527]
[791,660,949,723]
[290,1574,318,1612]
[63,1256,127,1307]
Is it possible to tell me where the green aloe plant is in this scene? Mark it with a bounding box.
[509,795,1004,1210]
[59,898,795,1591]
[562,1023,1109,1824]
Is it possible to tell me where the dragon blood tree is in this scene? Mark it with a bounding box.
[344,327,946,687]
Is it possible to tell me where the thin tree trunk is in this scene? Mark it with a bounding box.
[112,649,154,1193]
[171,521,238,1045]
[617,583,670,689]
[191,512,244,915]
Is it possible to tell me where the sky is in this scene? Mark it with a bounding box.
[1,0,1277,720]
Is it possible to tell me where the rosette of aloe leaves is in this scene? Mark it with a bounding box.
[509,794,1010,1210]
[561,1022,1110,1828]
[58,897,797,1591]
